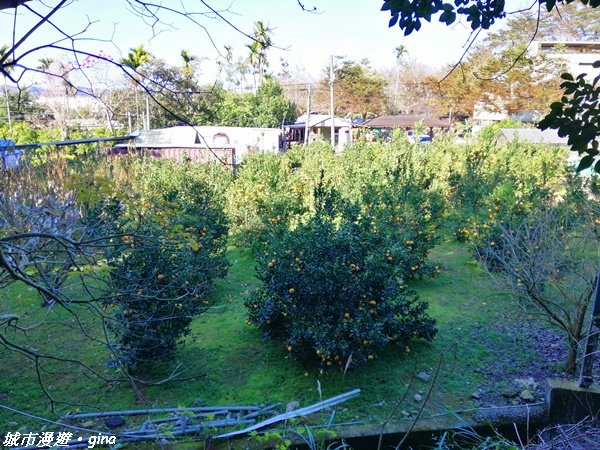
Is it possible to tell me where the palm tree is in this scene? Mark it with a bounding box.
[180,49,196,79]
[121,45,151,129]
[236,57,250,92]
[58,61,76,139]
[394,45,408,61]
[1,45,13,133]
[246,42,260,91]
[393,45,408,111]
[37,57,54,72]
[246,21,272,90]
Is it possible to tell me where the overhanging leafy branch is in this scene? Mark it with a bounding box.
[539,62,600,173]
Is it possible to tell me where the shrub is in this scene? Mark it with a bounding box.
[471,168,591,271]
[591,174,600,197]
[245,182,438,370]
[106,223,216,366]
[226,151,312,249]
[86,159,229,370]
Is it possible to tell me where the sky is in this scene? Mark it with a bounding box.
[0,0,535,84]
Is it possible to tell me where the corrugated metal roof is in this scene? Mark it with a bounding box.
[136,127,200,146]
[293,114,352,128]
[362,115,450,128]
[498,128,569,146]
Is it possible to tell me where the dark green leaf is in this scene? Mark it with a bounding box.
[561,72,574,81]
[576,155,594,172]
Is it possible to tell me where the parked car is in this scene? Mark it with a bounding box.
[407,131,431,144]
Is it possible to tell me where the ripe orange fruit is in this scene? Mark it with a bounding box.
[344,312,350,319]
[367,355,374,360]
[157,274,165,281]
[368,300,377,306]
[289,288,296,295]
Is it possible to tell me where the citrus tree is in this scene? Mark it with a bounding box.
[88,158,229,370]
[245,180,438,370]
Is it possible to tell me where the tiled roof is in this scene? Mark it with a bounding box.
[498,128,569,146]
[362,115,450,128]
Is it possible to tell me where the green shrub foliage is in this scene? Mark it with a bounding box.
[87,158,229,369]
[245,182,438,370]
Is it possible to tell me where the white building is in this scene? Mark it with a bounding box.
[473,41,600,130]
[532,41,600,80]
[286,113,352,151]
[114,125,285,166]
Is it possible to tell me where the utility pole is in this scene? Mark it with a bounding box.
[329,55,335,150]
[394,64,400,111]
[145,95,151,130]
[304,84,311,145]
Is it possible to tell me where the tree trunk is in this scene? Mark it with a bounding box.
[394,65,400,111]
[565,336,578,375]
[105,107,114,133]
[3,77,12,133]
[563,282,595,374]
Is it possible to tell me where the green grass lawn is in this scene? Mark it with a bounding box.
[0,241,548,434]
